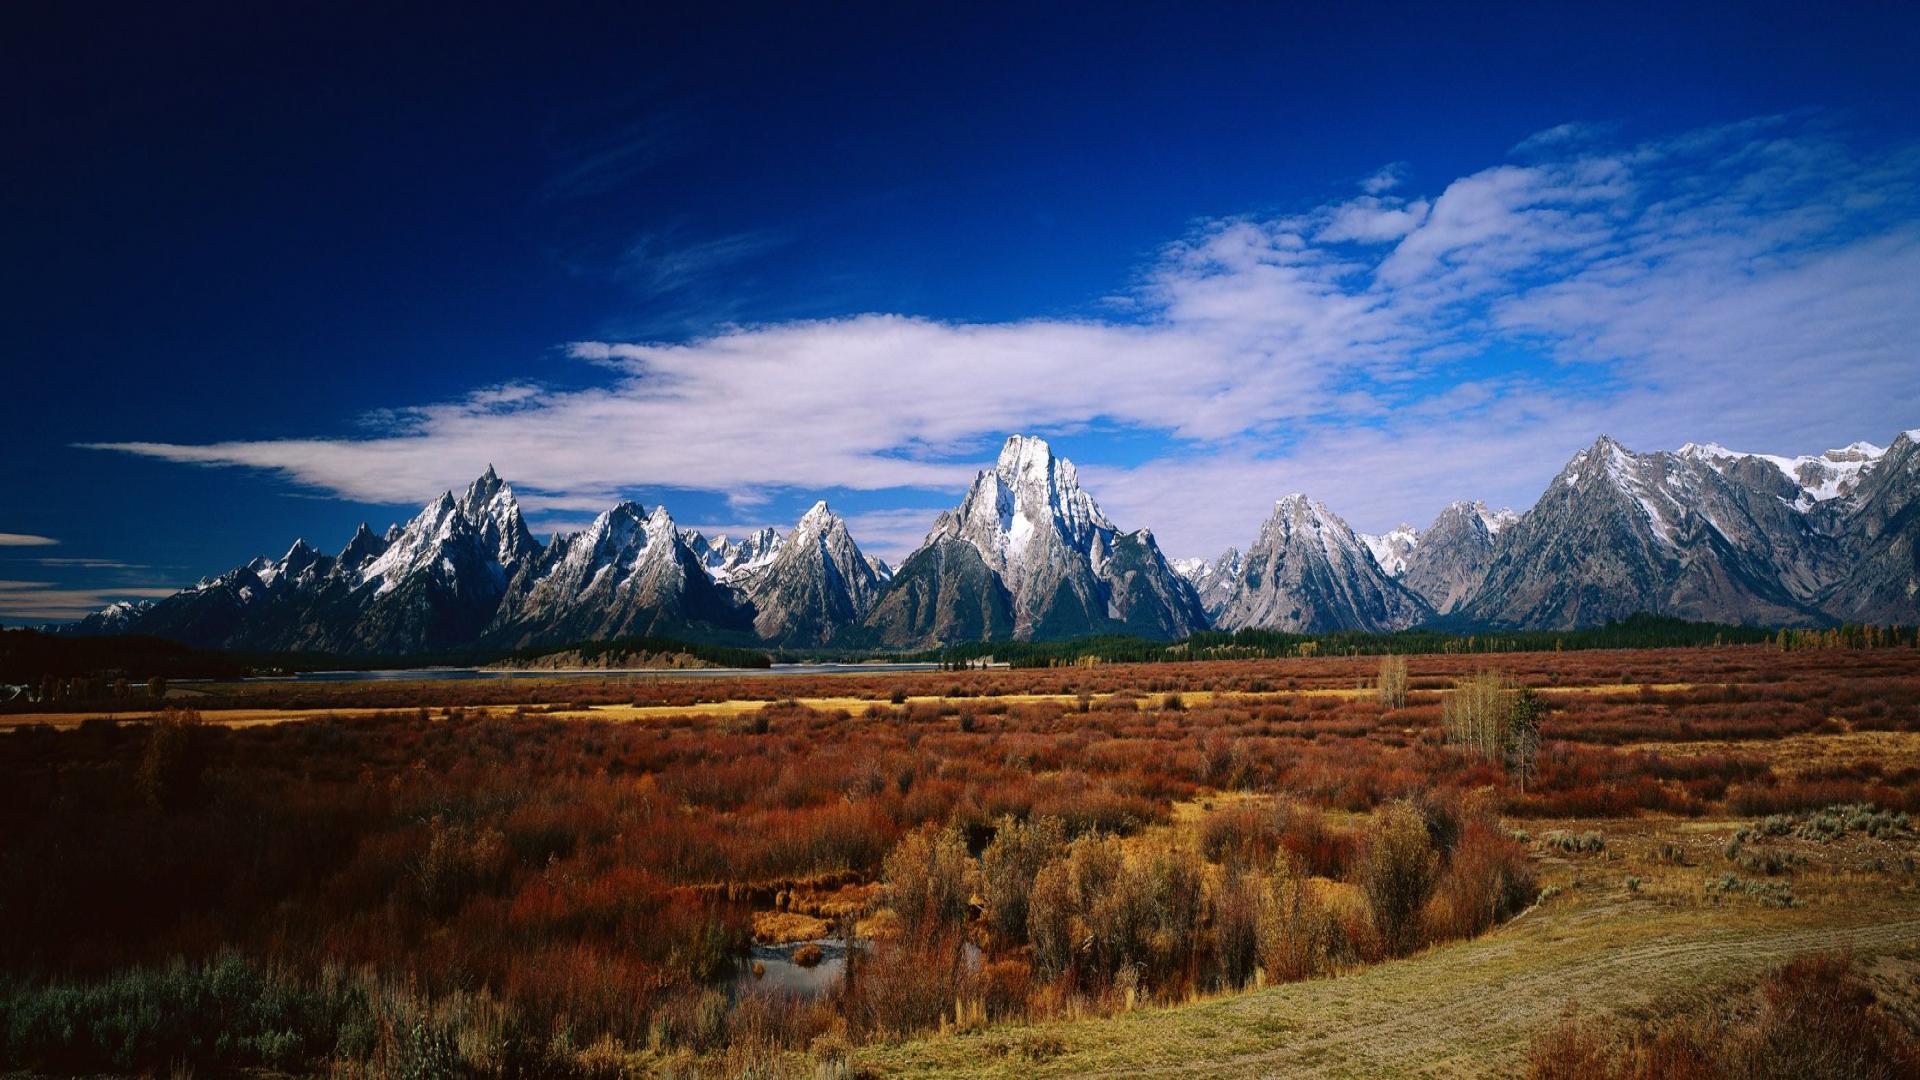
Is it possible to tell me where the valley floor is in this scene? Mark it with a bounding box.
[5,646,1918,1078]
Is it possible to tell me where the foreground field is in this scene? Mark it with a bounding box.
[862,819,1920,1076]
[2,645,1917,1077]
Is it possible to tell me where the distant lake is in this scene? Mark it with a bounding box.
[244,662,943,684]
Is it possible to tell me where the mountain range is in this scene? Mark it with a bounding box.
[65,429,1920,653]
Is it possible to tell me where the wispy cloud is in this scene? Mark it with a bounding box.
[1360,162,1409,195]
[542,111,689,202]
[85,114,1920,561]
[620,227,790,299]
[0,581,181,622]
[31,557,141,569]
[0,533,59,547]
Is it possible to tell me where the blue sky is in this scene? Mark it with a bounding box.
[4,3,1918,622]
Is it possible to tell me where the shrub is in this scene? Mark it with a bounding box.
[882,824,973,933]
[1211,866,1262,989]
[1255,854,1336,984]
[1276,802,1357,879]
[413,815,511,919]
[137,708,209,812]
[1026,858,1078,980]
[980,815,1066,945]
[1200,803,1281,870]
[1360,800,1437,956]
[1426,816,1536,941]
[842,929,974,1041]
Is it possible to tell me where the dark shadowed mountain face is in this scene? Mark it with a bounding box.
[59,429,1920,652]
[1214,495,1431,633]
[855,537,1017,649]
[1399,502,1515,615]
[1815,433,1920,624]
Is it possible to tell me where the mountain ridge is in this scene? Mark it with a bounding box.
[58,428,1920,651]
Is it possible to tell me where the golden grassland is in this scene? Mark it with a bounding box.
[0,680,1705,731]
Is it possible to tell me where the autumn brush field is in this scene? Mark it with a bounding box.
[4,645,1920,1077]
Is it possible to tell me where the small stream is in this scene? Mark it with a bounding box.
[732,938,983,1000]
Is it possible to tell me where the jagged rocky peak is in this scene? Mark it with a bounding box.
[462,465,539,562]
[1271,493,1358,543]
[1679,437,1891,509]
[873,433,1203,644]
[1215,493,1431,633]
[1400,501,1512,614]
[1359,523,1419,577]
[264,538,329,587]
[1176,546,1244,620]
[934,434,1116,584]
[554,500,648,567]
[358,466,540,595]
[746,500,885,645]
[687,524,784,582]
[338,522,389,570]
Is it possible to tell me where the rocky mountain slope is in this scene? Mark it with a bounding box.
[1173,549,1243,622]
[1399,501,1515,615]
[1812,432,1919,624]
[1457,436,1857,629]
[743,502,886,647]
[1213,495,1432,633]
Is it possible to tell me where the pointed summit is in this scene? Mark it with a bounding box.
[1402,501,1510,614]
[796,499,837,532]
[745,500,883,646]
[1216,495,1430,633]
[870,433,1202,645]
[460,464,513,516]
[338,522,390,570]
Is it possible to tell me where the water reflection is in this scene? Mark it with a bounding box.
[731,939,984,1000]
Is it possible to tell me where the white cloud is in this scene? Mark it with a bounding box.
[85,115,1920,565]
[1317,196,1432,244]
[32,557,140,569]
[0,533,58,547]
[1360,162,1408,194]
[0,581,180,622]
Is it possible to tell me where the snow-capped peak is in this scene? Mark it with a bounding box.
[1678,436,1891,508]
[796,499,837,533]
[930,434,1116,586]
[1359,523,1419,577]
[686,523,785,583]
[357,467,537,595]
[1265,494,1373,565]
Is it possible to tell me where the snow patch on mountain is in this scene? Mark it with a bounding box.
[1680,439,1889,510]
[1359,523,1418,577]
